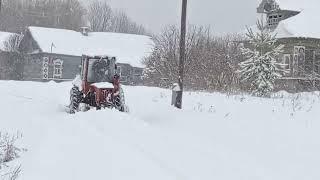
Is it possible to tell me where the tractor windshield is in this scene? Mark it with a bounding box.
[87,58,113,83]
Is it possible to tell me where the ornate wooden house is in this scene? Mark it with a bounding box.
[19,26,153,85]
[256,0,320,92]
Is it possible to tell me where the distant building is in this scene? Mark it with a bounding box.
[19,26,154,85]
[253,0,320,92]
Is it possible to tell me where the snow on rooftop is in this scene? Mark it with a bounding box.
[0,31,16,51]
[274,0,320,39]
[276,0,302,11]
[28,26,154,68]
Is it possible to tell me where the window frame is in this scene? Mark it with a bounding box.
[282,54,291,75]
[53,59,63,79]
[117,65,122,77]
[293,46,306,77]
[267,13,282,27]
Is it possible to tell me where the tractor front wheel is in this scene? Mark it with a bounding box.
[69,86,82,114]
[114,87,128,112]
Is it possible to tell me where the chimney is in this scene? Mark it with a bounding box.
[80,26,90,36]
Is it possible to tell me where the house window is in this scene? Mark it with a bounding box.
[117,65,122,76]
[293,46,305,77]
[53,59,63,79]
[283,54,291,74]
[134,74,142,82]
[117,65,129,83]
[267,13,282,27]
[315,52,320,75]
[134,68,142,76]
[120,76,128,83]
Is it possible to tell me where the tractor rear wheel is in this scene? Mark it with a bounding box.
[69,86,82,114]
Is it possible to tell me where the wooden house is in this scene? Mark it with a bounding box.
[19,26,154,85]
[255,0,320,92]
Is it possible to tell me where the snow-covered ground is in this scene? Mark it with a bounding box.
[1,80,320,180]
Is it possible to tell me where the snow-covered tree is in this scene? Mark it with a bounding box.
[238,20,285,97]
[87,1,148,35]
[0,34,24,80]
[143,25,242,92]
[0,0,86,32]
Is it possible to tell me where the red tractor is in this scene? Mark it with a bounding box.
[68,55,128,114]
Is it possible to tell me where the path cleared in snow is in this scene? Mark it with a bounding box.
[1,80,320,180]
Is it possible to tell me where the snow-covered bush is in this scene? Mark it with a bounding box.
[237,20,285,97]
[0,132,24,180]
[87,1,148,35]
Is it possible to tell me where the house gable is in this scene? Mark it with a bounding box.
[257,0,300,30]
[19,29,42,54]
[257,0,320,39]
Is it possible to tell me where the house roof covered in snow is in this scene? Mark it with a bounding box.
[27,26,154,68]
[276,0,302,11]
[274,0,320,39]
[0,31,16,51]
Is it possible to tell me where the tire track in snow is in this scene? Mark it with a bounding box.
[85,117,191,180]
[5,91,69,113]
[125,140,190,180]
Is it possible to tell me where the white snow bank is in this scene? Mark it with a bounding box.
[28,26,154,68]
[1,80,320,180]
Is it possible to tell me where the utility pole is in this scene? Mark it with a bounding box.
[175,0,187,109]
[0,0,2,14]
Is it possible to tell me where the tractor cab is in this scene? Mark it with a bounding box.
[81,55,118,84]
[67,55,127,114]
[80,55,120,92]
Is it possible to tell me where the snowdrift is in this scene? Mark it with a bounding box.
[1,80,320,180]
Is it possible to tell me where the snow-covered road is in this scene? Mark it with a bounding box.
[1,80,320,180]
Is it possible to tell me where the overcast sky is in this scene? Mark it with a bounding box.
[83,0,261,35]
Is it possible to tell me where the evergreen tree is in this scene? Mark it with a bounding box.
[238,20,285,97]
